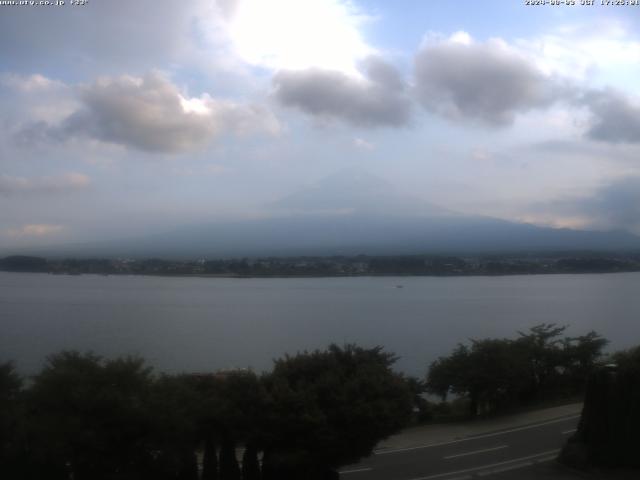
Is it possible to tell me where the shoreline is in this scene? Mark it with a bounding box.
[2,269,640,279]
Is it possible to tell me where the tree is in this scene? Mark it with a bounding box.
[426,339,529,416]
[516,323,568,399]
[426,344,471,401]
[561,345,640,468]
[191,370,267,480]
[561,331,608,392]
[146,374,203,480]
[0,255,47,272]
[261,344,413,479]
[0,362,24,478]
[426,325,608,417]
[215,370,268,449]
[241,443,261,480]
[405,376,431,423]
[201,435,219,480]
[219,437,241,480]
[25,351,154,480]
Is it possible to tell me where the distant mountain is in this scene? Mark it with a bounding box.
[271,168,447,217]
[7,170,640,258]
[20,214,640,259]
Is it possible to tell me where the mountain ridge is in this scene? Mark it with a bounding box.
[4,170,640,258]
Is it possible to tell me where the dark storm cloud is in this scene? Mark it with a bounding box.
[582,89,640,144]
[414,36,561,126]
[273,56,412,127]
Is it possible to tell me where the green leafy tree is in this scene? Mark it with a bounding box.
[146,374,203,480]
[25,352,154,480]
[191,370,266,480]
[562,345,640,468]
[261,344,413,479]
[426,344,471,401]
[215,370,268,448]
[427,325,609,418]
[201,435,219,480]
[0,362,24,478]
[427,339,528,416]
[516,323,568,399]
[219,437,241,480]
[561,331,609,391]
[405,377,431,422]
[241,443,261,480]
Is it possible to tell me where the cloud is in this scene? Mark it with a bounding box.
[531,177,640,233]
[20,73,280,154]
[414,32,562,126]
[273,56,411,127]
[515,20,640,83]
[0,0,219,74]
[471,147,492,161]
[0,73,64,92]
[0,173,90,196]
[0,73,78,129]
[225,0,372,74]
[216,0,239,19]
[0,0,374,79]
[582,89,640,143]
[353,137,374,151]
[6,224,64,238]
[205,164,231,175]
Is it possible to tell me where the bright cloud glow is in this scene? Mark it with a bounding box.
[179,95,213,115]
[7,224,64,237]
[227,0,373,75]
[0,173,90,195]
[517,21,640,91]
[449,30,472,46]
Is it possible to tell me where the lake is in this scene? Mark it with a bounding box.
[1,271,639,376]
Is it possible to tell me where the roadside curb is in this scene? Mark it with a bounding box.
[374,403,583,453]
[460,412,582,441]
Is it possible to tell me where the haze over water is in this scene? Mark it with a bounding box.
[2,271,639,376]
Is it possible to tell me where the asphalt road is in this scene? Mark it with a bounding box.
[339,415,580,480]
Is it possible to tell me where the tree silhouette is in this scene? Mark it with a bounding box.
[25,352,154,480]
[202,435,219,480]
[427,325,609,417]
[0,362,24,478]
[562,345,640,468]
[261,344,413,478]
[241,442,261,480]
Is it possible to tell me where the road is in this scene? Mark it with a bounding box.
[339,414,580,480]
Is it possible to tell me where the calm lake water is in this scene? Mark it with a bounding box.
[1,272,640,376]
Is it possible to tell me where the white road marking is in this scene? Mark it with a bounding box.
[339,467,373,474]
[376,415,580,456]
[477,454,558,476]
[443,445,508,460]
[562,429,577,435]
[476,461,533,476]
[405,449,560,480]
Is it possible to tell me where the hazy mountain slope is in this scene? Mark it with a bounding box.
[271,168,448,216]
[13,212,639,259]
[7,170,640,258]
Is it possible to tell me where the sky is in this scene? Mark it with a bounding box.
[1,0,640,249]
